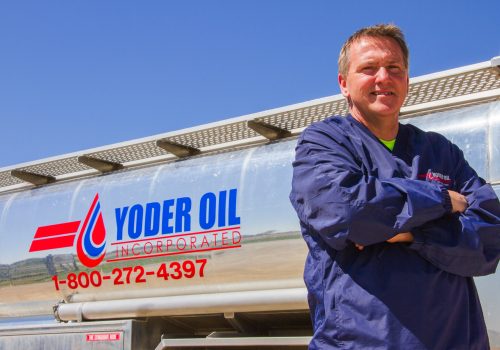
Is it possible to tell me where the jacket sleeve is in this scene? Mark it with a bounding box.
[289,123,452,251]
[409,141,500,277]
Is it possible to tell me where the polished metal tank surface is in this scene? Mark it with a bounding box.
[1,102,499,347]
[0,139,307,318]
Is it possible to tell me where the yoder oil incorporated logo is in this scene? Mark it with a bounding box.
[28,189,241,269]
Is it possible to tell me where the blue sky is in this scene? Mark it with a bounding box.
[1,0,498,167]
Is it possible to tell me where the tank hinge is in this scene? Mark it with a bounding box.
[10,169,56,186]
[78,155,123,172]
[247,120,291,140]
[156,139,201,158]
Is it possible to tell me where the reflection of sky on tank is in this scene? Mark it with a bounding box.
[489,102,500,183]
[0,139,300,264]
[402,103,492,180]
[238,140,299,235]
[0,184,84,264]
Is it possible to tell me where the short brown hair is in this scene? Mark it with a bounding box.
[338,24,409,76]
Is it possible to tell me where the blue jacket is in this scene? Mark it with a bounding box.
[290,115,500,349]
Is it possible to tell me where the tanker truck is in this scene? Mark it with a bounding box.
[0,57,499,349]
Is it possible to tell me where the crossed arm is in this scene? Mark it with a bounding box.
[356,190,469,249]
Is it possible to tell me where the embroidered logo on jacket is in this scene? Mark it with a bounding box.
[418,169,452,186]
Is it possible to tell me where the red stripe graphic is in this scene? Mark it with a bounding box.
[29,234,76,252]
[33,221,81,238]
[29,221,81,252]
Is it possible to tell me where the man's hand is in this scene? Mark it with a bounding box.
[355,243,365,250]
[386,232,414,244]
[354,232,414,250]
[448,190,468,213]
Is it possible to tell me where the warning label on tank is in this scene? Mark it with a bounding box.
[86,333,121,341]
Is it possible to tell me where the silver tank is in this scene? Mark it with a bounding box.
[1,102,499,339]
[0,139,307,319]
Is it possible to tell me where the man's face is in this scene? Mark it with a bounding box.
[338,36,409,125]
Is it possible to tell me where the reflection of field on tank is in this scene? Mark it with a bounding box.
[0,231,307,316]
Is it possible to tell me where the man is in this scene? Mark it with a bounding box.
[290,24,500,349]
